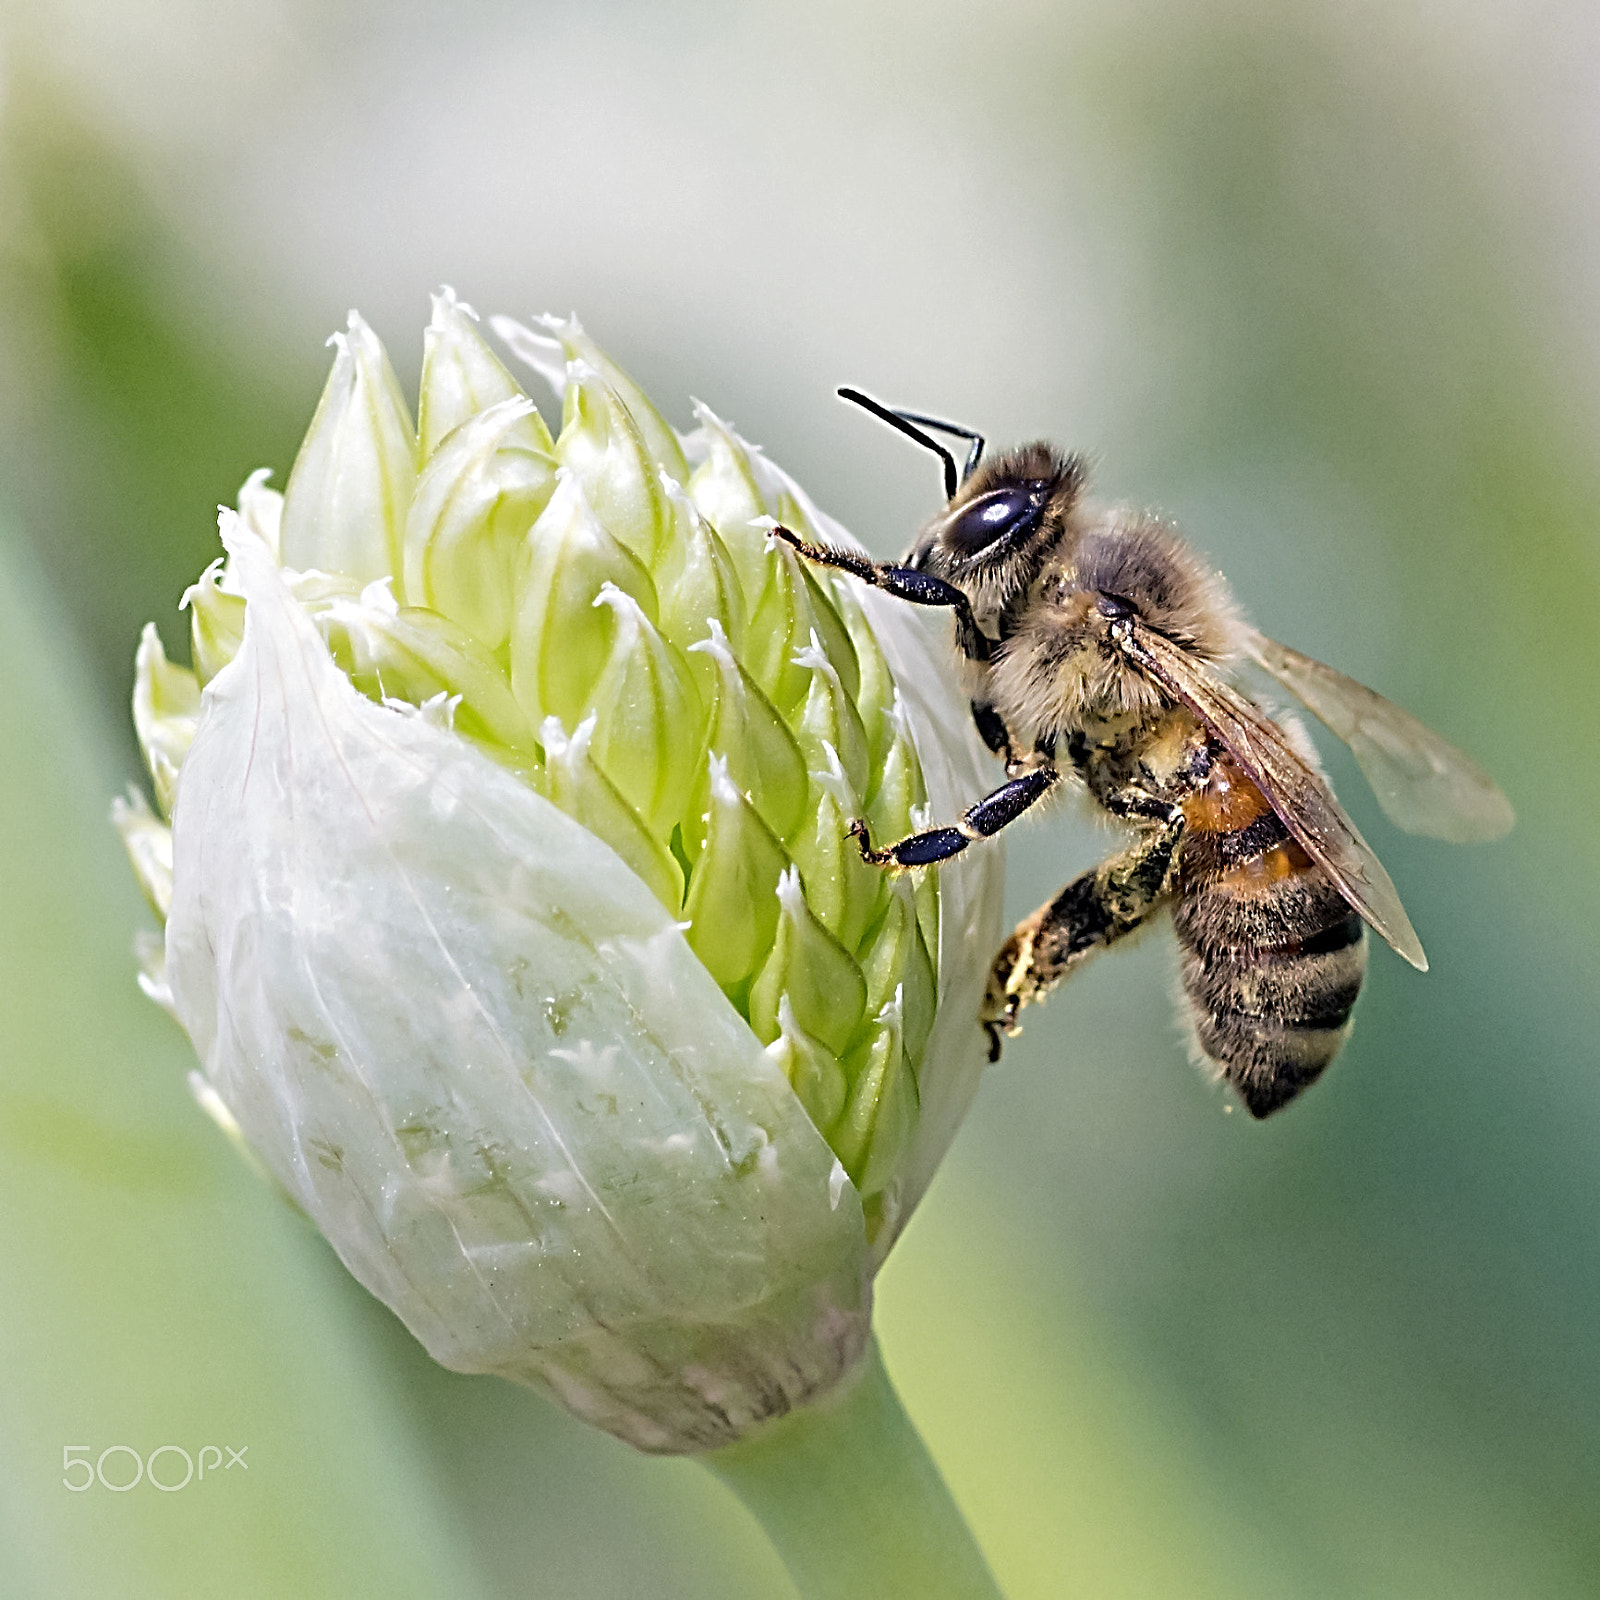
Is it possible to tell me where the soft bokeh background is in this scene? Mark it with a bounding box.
[3,2,1598,1595]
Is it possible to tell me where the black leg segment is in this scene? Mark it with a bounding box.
[971,700,1013,759]
[770,524,993,662]
[850,767,1059,868]
[968,768,1057,835]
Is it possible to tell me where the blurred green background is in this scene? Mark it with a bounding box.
[3,1,1598,1595]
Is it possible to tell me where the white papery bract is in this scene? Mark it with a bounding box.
[119,296,1003,1451]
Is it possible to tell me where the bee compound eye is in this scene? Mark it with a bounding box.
[1096,592,1137,620]
[943,484,1047,557]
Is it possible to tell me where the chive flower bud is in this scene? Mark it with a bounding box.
[116,294,1003,1453]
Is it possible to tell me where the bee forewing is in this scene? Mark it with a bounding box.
[1242,631,1514,844]
[1124,624,1429,971]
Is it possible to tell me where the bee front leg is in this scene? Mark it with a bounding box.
[984,811,1185,1056]
[769,524,993,663]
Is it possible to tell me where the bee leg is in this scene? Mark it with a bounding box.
[984,813,1185,1040]
[850,767,1061,868]
[769,524,993,663]
[971,700,1014,760]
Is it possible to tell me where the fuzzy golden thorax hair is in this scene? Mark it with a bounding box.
[986,510,1238,744]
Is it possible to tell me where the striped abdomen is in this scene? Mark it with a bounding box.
[1173,753,1367,1117]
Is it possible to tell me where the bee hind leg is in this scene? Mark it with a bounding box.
[985,814,1184,1044]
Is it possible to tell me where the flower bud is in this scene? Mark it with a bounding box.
[787,741,886,952]
[509,467,657,730]
[832,583,898,770]
[132,624,199,816]
[687,402,773,593]
[111,786,172,919]
[766,995,848,1137]
[684,619,807,854]
[835,992,917,1201]
[541,715,684,913]
[183,559,246,687]
[860,879,938,1070]
[167,531,868,1451]
[581,584,703,835]
[866,692,929,848]
[552,360,673,568]
[120,300,1006,1450]
[681,753,790,989]
[792,631,871,800]
[749,867,868,1060]
[418,287,540,458]
[317,586,538,757]
[654,473,748,680]
[491,311,690,488]
[280,311,419,586]
[403,396,557,652]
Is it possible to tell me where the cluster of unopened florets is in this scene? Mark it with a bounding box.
[120,292,936,1216]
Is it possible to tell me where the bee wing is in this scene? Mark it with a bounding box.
[1242,630,1514,844]
[1122,622,1428,970]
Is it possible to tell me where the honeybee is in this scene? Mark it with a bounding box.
[774,390,1513,1116]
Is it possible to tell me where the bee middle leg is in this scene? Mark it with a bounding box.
[983,814,1184,1058]
[850,767,1062,868]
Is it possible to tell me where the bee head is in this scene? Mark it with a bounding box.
[989,510,1237,738]
[907,443,1086,624]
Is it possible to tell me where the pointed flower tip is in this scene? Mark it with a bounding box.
[878,983,905,1029]
[706,749,741,807]
[489,313,567,399]
[792,629,832,675]
[431,283,476,320]
[540,710,598,764]
[810,740,853,807]
[689,397,722,429]
[688,615,735,664]
[775,990,803,1037]
[591,580,642,619]
[178,556,224,613]
[411,690,460,731]
[357,575,399,613]
[488,392,536,421]
[539,713,568,756]
[216,506,257,566]
[885,687,913,740]
[536,310,585,336]
[775,864,806,914]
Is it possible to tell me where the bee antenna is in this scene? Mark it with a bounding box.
[886,404,986,485]
[838,387,985,502]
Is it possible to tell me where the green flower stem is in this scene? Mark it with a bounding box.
[703,1335,1005,1600]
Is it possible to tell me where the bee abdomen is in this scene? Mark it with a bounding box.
[1174,792,1368,1117]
